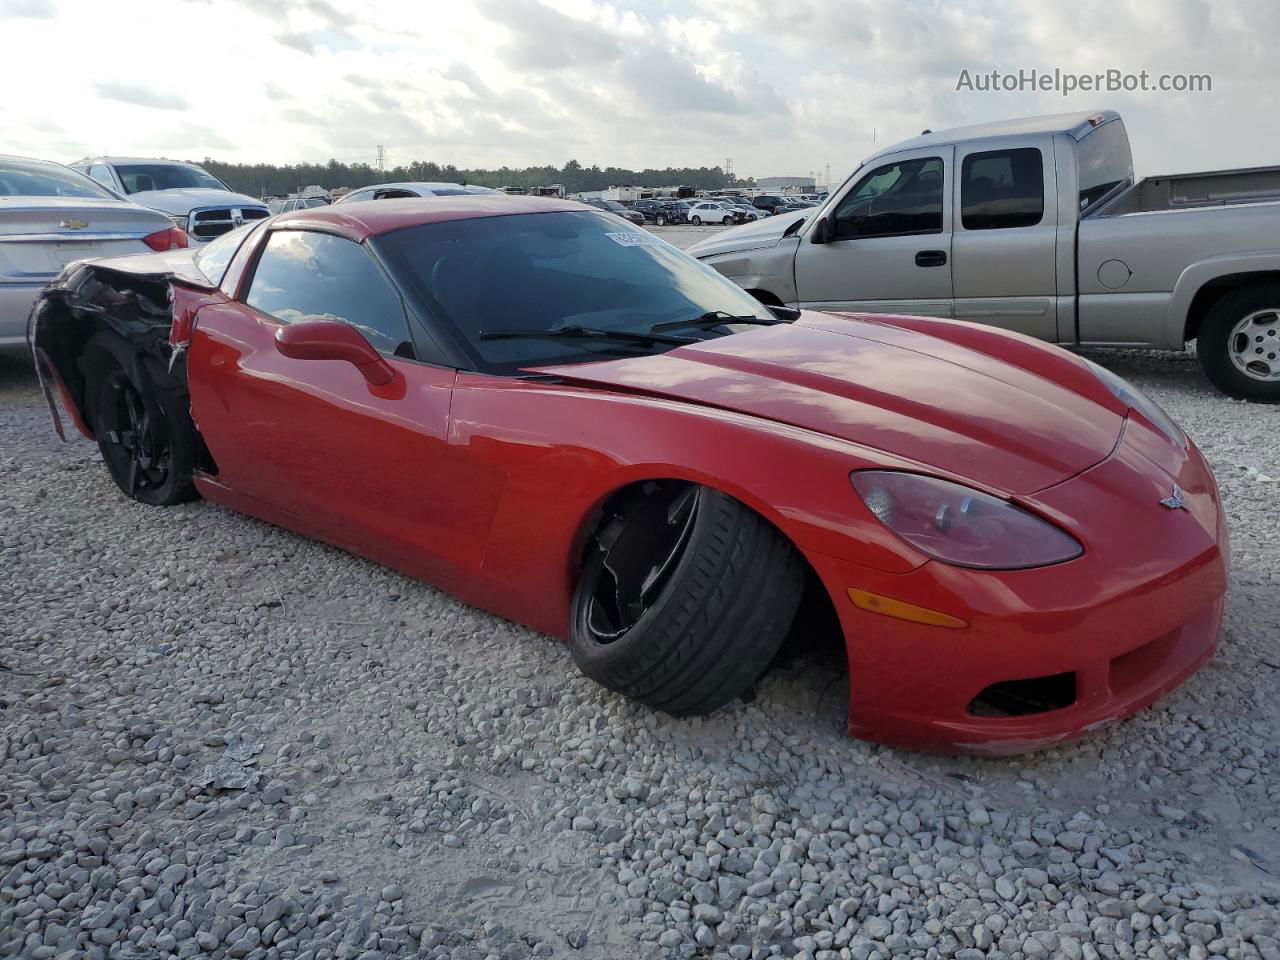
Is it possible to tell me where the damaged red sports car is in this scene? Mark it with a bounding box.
[29,196,1229,754]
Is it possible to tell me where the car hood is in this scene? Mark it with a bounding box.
[530,313,1125,496]
[685,211,810,258]
[127,188,268,216]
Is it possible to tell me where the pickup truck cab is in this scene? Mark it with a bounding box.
[689,110,1280,401]
[72,157,269,245]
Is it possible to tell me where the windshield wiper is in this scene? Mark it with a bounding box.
[651,310,785,333]
[477,325,696,347]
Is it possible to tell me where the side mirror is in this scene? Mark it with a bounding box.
[810,215,832,245]
[274,319,395,385]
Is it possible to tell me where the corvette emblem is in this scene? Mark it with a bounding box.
[60,219,89,230]
[1159,485,1187,511]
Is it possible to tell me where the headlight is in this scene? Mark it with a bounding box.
[851,471,1083,570]
[1083,358,1186,448]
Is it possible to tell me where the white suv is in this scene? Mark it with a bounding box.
[686,201,736,225]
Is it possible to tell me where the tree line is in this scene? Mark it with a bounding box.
[199,157,752,198]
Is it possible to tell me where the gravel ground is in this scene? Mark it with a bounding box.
[2,247,1279,960]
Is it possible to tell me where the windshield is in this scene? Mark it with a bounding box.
[115,163,228,194]
[0,159,115,199]
[375,210,776,373]
[192,221,256,285]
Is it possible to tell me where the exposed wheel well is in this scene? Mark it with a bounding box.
[1184,271,1280,342]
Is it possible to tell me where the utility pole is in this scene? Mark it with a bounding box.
[725,156,733,180]
[376,145,385,173]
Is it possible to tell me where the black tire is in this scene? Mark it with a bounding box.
[570,483,805,716]
[691,216,702,225]
[81,332,198,505]
[655,215,667,226]
[1197,284,1280,402]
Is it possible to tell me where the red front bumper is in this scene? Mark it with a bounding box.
[806,419,1229,755]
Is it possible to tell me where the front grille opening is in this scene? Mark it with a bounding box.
[966,672,1077,717]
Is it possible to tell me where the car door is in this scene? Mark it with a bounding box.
[950,141,1058,339]
[793,146,954,316]
[187,227,460,579]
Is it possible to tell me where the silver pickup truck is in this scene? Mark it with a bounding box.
[688,110,1280,402]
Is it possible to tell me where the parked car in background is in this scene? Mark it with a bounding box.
[632,199,689,225]
[72,157,269,244]
[690,109,1280,401]
[751,195,791,215]
[584,198,646,226]
[336,182,501,203]
[722,201,760,223]
[686,201,735,225]
[267,196,330,214]
[0,155,182,353]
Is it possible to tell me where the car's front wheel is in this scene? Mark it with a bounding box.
[570,482,805,716]
[655,215,667,226]
[1198,284,1280,402]
[691,215,702,224]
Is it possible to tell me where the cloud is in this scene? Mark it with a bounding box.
[276,31,316,54]
[477,0,623,71]
[93,82,190,112]
[0,0,54,17]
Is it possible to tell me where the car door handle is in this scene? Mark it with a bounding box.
[915,250,947,267]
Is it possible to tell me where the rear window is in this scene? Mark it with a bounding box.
[960,148,1045,230]
[1077,119,1133,212]
[0,159,114,199]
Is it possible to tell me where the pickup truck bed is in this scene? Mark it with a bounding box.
[1099,165,1280,215]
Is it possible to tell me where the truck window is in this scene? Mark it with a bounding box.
[832,157,943,240]
[1077,119,1133,212]
[960,148,1044,230]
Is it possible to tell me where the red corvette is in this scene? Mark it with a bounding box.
[30,196,1228,754]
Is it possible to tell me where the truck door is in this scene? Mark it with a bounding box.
[950,141,1059,340]
[793,146,953,316]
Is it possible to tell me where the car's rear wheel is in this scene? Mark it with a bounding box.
[655,215,667,226]
[82,333,198,506]
[1198,284,1280,402]
[570,482,805,716]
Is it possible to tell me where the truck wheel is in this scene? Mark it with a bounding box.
[81,332,199,506]
[1198,284,1280,402]
[570,482,805,716]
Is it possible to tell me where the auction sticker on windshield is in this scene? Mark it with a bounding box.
[605,232,660,246]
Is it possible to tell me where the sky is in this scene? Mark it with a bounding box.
[1,0,1274,184]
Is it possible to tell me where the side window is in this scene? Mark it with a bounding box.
[88,164,115,190]
[960,148,1044,230]
[833,157,943,239]
[246,230,413,356]
[373,189,418,200]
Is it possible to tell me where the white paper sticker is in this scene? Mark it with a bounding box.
[605,232,659,247]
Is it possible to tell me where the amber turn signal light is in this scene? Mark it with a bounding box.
[847,588,968,629]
